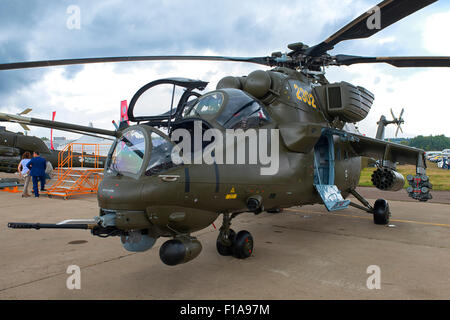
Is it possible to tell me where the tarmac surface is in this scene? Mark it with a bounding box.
[0,173,449,299]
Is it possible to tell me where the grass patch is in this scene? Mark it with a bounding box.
[359,162,450,191]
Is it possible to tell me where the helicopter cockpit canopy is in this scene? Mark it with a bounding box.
[127,78,271,131]
[108,129,146,175]
[107,126,177,177]
[182,88,271,130]
[183,92,224,117]
[127,78,208,126]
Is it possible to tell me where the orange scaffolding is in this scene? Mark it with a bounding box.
[46,143,108,200]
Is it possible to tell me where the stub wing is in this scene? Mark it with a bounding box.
[349,133,425,167]
[345,132,431,202]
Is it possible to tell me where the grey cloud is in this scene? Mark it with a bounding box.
[2,0,440,119]
[0,0,305,103]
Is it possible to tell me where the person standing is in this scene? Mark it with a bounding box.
[17,151,32,197]
[26,151,47,197]
[45,160,53,180]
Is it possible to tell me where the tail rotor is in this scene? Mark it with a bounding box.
[390,108,405,138]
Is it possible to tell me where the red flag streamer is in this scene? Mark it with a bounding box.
[50,111,56,150]
[120,100,129,124]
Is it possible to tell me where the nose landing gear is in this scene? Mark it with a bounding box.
[232,230,254,259]
[216,213,254,259]
[216,228,236,256]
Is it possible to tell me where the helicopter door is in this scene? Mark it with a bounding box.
[313,133,350,211]
[313,135,334,185]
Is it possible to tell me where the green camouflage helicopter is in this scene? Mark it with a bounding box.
[0,109,51,172]
[0,122,110,173]
[2,0,449,266]
[0,108,112,172]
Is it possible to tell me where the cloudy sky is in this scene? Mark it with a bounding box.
[0,0,449,140]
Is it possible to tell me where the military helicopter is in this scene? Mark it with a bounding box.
[0,121,111,172]
[2,0,448,266]
[0,109,48,172]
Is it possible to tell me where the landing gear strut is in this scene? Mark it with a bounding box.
[216,228,236,256]
[216,212,254,259]
[349,189,390,225]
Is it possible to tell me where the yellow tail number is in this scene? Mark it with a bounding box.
[293,84,317,109]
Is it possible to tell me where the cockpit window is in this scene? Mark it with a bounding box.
[181,89,271,129]
[109,129,146,175]
[222,101,270,129]
[184,92,224,117]
[215,89,270,129]
[145,132,178,176]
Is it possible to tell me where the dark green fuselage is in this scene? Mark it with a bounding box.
[97,68,362,236]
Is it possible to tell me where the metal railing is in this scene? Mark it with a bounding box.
[47,143,108,199]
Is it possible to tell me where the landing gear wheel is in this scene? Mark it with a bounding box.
[232,230,254,259]
[216,229,236,256]
[373,199,390,225]
[267,208,283,214]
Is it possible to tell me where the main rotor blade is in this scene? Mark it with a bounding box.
[0,112,118,137]
[19,123,31,131]
[0,55,273,71]
[305,0,437,57]
[52,128,115,141]
[334,55,450,67]
[18,108,32,115]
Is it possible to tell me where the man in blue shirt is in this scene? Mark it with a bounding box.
[26,151,47,197]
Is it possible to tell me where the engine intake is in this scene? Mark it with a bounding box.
[371,168,405,191]
[313,81,374,123]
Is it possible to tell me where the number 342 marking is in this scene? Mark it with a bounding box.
[293,83,317,109]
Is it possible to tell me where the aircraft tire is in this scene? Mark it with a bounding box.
[267,208,283,214]
[232,230,253,259]
[373,199,390,225]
